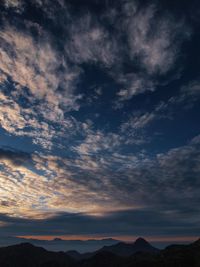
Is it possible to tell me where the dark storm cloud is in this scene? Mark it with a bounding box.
[0,208,199,238]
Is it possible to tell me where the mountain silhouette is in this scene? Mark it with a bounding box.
[66,237,159,259]
[98,237,159,256]
[0,242,74,267]
[0,236,120,253]
[0,238,200,267]
[80,238,200,267]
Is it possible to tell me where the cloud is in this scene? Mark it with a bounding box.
[0,91,27,132]
[0,147,134,219]
[172,80,200,106]
[0,0,199,239]
[0,23,82,114]
[0,132,199,220]
[126,4,177,74]
[0,208,199,241]
[119,79,200,134]
[153,79,200,119]
[65,13,118,67]
[120,112,156,131]
[114,2,191,100]
[73,130,123,156]
[2,0,24,13]
[0,91,58,149]
[117,73,154,100]
[0,148,31,166]
[0,18,87,150]
[1,0,191,105]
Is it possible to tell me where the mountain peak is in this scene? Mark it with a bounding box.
[134,237,149,245]
[192,238,200,246]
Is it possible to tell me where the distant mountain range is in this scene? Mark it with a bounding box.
[66,237,159,259]
[0,237,200,266]
[0,236,119,253]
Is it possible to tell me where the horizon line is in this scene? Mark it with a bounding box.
[16,235,199,243]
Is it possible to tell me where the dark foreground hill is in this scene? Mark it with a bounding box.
[0,238,200,267]
[0,242,75,267]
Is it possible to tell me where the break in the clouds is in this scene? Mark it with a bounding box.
[0,0,200,241]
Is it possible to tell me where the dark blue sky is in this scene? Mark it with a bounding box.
[0,0,200,244]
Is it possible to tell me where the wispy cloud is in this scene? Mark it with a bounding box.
[0,91,57,149]
[0,19,85,150]
[65,13,118,66]
[115,2,191,100]
[0,23,82,112]
[170,80,200,107]
[0,133,199,220]
[73,130,123,156]
[121,112,156,131]
[0,0,199,241]
[2,0,24,13]
[117,73,154,100]
[126,4,179,74]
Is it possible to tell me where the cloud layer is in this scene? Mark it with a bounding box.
[0,0,200,240]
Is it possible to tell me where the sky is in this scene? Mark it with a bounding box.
[0,0,200,245]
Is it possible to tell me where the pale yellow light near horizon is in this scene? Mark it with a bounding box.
[0,154,140,220]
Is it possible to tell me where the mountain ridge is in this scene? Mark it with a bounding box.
[0,237,200,267]
[66,237,159,259]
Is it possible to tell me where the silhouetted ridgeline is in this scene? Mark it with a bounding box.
[0,238,200,267]
[65,237,159,260]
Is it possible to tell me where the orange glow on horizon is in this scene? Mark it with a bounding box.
[16,235,199,243]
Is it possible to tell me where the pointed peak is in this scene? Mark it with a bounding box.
[192,238,200,246]
[134,237,149,245]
